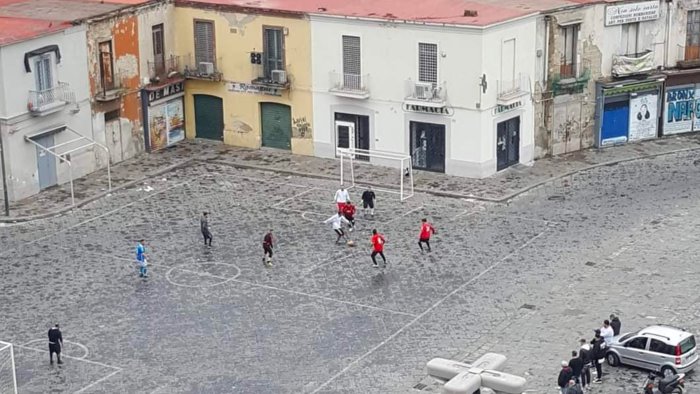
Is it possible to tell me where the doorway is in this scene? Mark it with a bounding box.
[496,116,520,171]
[105,110,124,164]
[409,121,445,173]
[194,95,224,141]
[33,133,58,190]
[261,103,292,150]
[334,113,370,161]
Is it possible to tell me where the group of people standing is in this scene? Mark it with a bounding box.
[558,314,622,393]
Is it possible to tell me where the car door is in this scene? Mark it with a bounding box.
[620,337,648,368]
[649,338,674,371]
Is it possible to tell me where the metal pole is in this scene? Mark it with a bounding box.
[0,125,10,216]
[400,157,404,201]
[340,151,344,186]
[409,157,415,198]
[350,151,355,188]
[68,163,75,206]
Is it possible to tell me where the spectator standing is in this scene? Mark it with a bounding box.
[578,338,592,389]
[591,330,606,383]
[48,323,63,365]
[565,379,583,394]
[200,212,213,246]
[610,314,622,336]
[557,361,573,393]
[600,320,615,345]
[568,350,583,386]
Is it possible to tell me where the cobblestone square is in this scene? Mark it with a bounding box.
[2,152,700,393]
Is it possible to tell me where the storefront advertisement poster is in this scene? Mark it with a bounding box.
[664,85,695,135]
[166,99,185,145]
[628,93,658,141]
[148,97,185,151]
[148,103,168,151]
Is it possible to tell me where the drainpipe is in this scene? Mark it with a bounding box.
[543,15,550,86]
[0,123,10,216]
[664,0,671,68]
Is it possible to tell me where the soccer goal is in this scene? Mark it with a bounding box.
[0,341,18,394]
[337,147,414,201]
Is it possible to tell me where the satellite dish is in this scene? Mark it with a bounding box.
[480,74,488,93]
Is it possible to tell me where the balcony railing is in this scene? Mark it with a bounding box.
[251,67,290,89]
[182,54,222,81]
[497,73,530,103]
[551,59,591,96]
[612,50,654,77]
[28,82,74,115]
[404,80,447,107]
[148,55,180,82]
[677,44,700,69]
[96,70,127,102]
[329,72,370,99]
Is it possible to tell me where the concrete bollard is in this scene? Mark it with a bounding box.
[479,369,527,393]
[427,353,507,381]
[442,371,482,394]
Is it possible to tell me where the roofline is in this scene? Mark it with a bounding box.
[173,0,306,19]
[543,0,610,15]
[71,0,169,25]
[0,22,80,48]
[309,11,538,30]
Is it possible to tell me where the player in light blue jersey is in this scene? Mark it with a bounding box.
[136,239,148,278]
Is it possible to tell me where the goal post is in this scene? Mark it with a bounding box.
[0,341,18,394]
[336,147,415,201]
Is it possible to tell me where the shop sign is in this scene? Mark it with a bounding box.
[228,82,282,96]
[605,1,659,26]
[402,103,454,116]
[664,85,700,135]
[147,81,184,104]
[628,93,658,141]
[493,100,522,115]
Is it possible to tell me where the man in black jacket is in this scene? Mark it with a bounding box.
[558,361,573,393]
[591,330,606,383]
[578,338,592,389]
[568,350,583,385]
[610,314,622,336]
[48,323,63,365]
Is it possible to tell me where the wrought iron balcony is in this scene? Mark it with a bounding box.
[28,82,74,116]
[329,72,369,99]
[95,70,127,102]
[148,55,180,83]
[404,80,447,107]
[551,59,591,96]
[497,73,530,103]
[182,54,222,81]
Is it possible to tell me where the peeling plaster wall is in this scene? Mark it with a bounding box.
[137,2,176,79]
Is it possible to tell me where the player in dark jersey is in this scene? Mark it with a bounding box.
[263,230,274,266]
[48,323,63,364]
[361,187,376,217]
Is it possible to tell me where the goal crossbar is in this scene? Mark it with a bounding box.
[336,147,415,201]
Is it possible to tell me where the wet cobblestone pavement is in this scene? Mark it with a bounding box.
[1,149,700,393]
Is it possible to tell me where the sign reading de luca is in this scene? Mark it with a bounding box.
[605,1,659,26]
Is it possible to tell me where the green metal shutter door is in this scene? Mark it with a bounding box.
[261,103,291,150]
[194,95,224,140]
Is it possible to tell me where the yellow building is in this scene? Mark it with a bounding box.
[173,2,313,155]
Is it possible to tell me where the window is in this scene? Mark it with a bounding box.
[99,41,114,91]
[263,27,284,77]
[152,24,165,72]
[649,339,675,355]
[418,43,438,84]
[560,24,579,78]
[686,11,700,60]
[627,337,648,350]
[680,336,696,354]
[621,23,639,55]
[342,35,361,89]
[34,54,53,91]
[194,20,215,65]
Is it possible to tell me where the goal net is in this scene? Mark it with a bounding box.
[337,148,414,201]
[0,341,18,394]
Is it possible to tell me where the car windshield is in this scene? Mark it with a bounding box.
[618,333,634,342]
[680,336,696,354]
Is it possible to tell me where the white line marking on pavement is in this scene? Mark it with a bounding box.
[304,251,362,275]
[74,368,123,394]
[310,228,549,393]
[229,278,417,318]
[272,188,318,208]
[14,344,121,371]
[449,210,478,221]
[383,206,424,224]
[21,339,89,360]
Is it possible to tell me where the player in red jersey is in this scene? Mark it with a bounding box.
[342,201,356,232]
[370,229,387,268]
[418,218,436,253]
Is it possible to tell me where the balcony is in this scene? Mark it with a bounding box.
[95,71,127,102]
[404,80,446,108]
[329,72,369,99]
[148,55,180,83]
[497,73,530,104]
[251,67,290,90]
[182,54,222,81]
[677,45,700,69]
[612,50,654,78]
[28,82,74,116]
[550,59,591,96]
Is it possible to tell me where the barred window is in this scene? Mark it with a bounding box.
[342,35,361,76]
[264,27,285,76]
[418,43,438,84]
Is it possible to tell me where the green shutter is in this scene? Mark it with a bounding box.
[261,103,291,149]
[194,95,223,140]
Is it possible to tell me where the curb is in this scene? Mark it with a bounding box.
[207,145,700,204]
[0,159,194,224]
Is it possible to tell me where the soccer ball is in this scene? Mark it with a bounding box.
[346,240,356,247]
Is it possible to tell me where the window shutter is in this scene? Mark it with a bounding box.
[342,36,361,76]
[263,28,284,75]
[194,21,214,64]
[418,43,438,84]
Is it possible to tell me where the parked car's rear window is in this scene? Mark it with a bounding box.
[680,336,696,354]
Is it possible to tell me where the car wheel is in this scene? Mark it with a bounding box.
[606,352,620,366]
[660,365,676,378]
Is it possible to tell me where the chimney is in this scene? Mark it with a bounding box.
[463,9,478,17]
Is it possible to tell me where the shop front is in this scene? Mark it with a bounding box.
[595,79,663,147]
[403,103,452,174]
[141,80,186,152]
[662,70,700,135]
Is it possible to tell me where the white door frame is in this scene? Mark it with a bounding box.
[335,120,356,157]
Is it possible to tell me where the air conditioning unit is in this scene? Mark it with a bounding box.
[198,62,215,75]
[271,69,287,84]
[414,82,434,100]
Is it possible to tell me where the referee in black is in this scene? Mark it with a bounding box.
[48,323,63,364]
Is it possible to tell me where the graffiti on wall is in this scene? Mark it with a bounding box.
[293,117,312,138]
[554,116,579,144]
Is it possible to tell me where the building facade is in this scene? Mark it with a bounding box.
[0,21,99,201]
[310,14,536,178]
[172,2,314,155]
